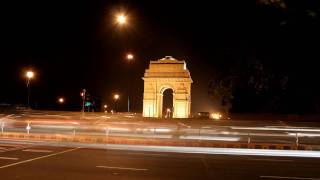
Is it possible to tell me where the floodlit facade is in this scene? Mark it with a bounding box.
[142,56,193,118]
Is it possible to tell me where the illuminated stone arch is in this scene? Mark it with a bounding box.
[142,56,192,118]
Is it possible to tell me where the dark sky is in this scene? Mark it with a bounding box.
[1,1,320,112]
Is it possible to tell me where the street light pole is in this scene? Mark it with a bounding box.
[27,80,30,108]
[25,71,34,108]
[104,104,108,113]
[81,89,86,117]
[126,53,134,112]
[114,94,119,113]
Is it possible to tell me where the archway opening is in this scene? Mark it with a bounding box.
[162,89,173,118]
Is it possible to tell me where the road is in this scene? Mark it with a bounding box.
[1,110,320,147]
[0,139,319,180]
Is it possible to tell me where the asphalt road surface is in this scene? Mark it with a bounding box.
[0,139,320,180]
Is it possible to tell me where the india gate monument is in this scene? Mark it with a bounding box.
[142,56,193,118]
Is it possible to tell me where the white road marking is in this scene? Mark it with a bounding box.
[22,149,53,153]
[248,158,293,162]
[96,166,148,171]
[127,152,168,157]
[0,157,19,160]
[0,147,79,169]
[0,143,32,152]
[260,175,320,180]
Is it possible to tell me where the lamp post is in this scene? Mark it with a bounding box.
[80,89,86,116]
[126,53,134,112]
[104,104,108,113]
[58,97,65,110]
[25,71,34,108]
[114,94,120,112]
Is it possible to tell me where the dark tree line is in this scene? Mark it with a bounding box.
[209,1,320,114]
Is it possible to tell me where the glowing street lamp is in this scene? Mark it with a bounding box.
[114,94,120,112]
[126,53,134,112]
[26,71,34,79]
[58,97,65,104]
[116,14,127,25]
[114,94,120,100]
[127,53,134,61]
[25,70,35,108]
[80,89,86,116]
[104,104,108,113]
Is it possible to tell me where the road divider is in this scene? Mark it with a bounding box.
[0,132,318,151]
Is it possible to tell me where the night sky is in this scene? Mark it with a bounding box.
[1,1,320,113]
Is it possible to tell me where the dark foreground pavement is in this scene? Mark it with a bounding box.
[0,141,320,180]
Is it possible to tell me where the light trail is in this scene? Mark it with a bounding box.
[180,135,240,141]
[41,142,320,158]
[287,132,320,137]
[231,126,320,132]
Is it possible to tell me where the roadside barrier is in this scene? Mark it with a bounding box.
[1,132,319,151]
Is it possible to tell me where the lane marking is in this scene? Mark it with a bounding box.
[22,149,53,153]
[127,152,168,157]
[248,158,293,162]
[0,147,79,169]
[260,176,320,180]
[96,166,148,171]
[0,157,19,160]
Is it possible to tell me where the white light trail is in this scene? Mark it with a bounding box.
[154,128,171,133]
[287,132,320,137]
[180,135,240,141]
[102,145,320,158]
[231,127,320,132]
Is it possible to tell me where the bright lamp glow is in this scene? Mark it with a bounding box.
[210,113,222,120]
[114,94,120,100]
[116,14,127,25]
[26,71,34,79]
[127,54,134,60]
[58,98,64,103]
